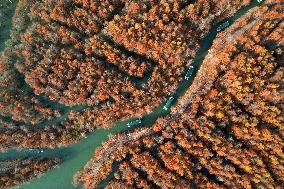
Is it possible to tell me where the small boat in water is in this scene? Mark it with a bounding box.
[257,0,263,3]
[28,148,44,153]
[127,118,142,127]
[185,65,194,80]
[217,21,230,32]
[163,96,175,111]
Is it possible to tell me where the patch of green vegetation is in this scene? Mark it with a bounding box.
[0,0,18,51]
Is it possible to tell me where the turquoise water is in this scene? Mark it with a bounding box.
[0,1,262,188]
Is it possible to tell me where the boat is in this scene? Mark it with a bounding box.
[127,118,142,127]
[217,21,230,32]
[28,148,44,153]
[163,96,175,111]
[257,0,263,3]
[184,65,194,80]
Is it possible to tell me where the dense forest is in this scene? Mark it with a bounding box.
[0,0,251,150]
[0,0,283,188]
[14,0,253,130]
[75,1,284,188]
[0,157,61,189]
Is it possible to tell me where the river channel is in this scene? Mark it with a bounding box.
[0,1,262,188]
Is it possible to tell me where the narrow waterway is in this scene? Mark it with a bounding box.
[0,1,262,189]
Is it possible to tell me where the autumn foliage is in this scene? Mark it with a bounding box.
[75,1,284,188]
[0,157,61,189]
[0,0,253,152]
[14,0,251,130]
[0,0,283,188]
